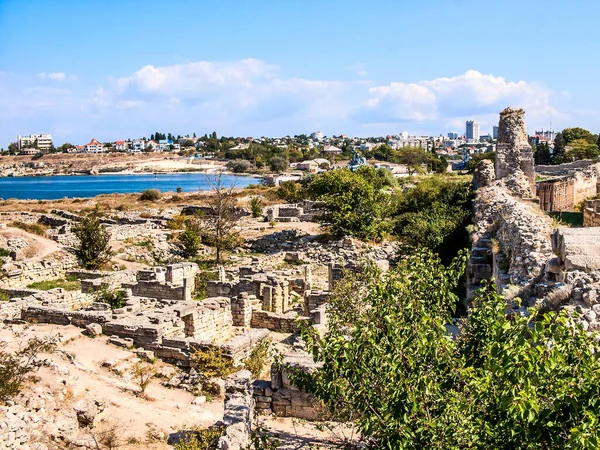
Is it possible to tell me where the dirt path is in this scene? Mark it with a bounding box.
[0,227,63,260]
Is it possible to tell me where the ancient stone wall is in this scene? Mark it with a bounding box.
[304,290,330,315]
[535,162,600,212]
[0,252,78,288]
[584,200,600,227]
[253,354,320,420]
[537,178,575,212]
[494,107,535,197]
[218,371,254,450]
[250,310,309,333]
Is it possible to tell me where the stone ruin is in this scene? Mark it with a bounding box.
[265,200,322,223]
[469,107,600,335]
[495,107,536,197]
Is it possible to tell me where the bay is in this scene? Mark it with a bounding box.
[0,173,258,200]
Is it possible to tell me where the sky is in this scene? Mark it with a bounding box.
[1,0,599,147]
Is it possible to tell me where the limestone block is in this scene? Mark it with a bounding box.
[86,323,102,337]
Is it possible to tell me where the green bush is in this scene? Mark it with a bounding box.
[250,196,264,218]
[139,189,161,201]
[174,426,225,450]
[96,289,127,310]
[0,333,57,403]
[191,346,235,379]
[178,225,203,258]
[288,250,600,449]
[72,213,113,269]
[242,338,271,379]
[276,181,303,203]
[0,248,10,257]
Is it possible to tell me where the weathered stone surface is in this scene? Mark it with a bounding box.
[86,322,102,337]
[472,159,495,189]
[552,228,600,271]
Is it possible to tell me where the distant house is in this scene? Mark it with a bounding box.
[113,140,128,151]
[158,139,180,151]
[130,140,145,152]
[296,160,319,172]
[145,140,160,152]
[323,145,342,155]
[84,138,104,153]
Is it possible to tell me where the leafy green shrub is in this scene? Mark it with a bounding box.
[0,332,57,403]
[96,289,127,310]
[178,225,203,258]
[193,270,219,300]
[139,189,161,201]
[191,346,235,378]
[0,291,10,302]
[0,248,10,257]
[131,361,156,394]
[73,213,113,269]
[174,426,225,450]
[276,180,303,203]
[250,197,264,218]
[242,338,271,379]
[227,159,252,174]
[288,250,600,449]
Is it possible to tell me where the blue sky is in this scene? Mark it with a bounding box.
[0,0,598,147]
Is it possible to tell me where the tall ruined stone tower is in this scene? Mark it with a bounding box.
[495,107,535,197]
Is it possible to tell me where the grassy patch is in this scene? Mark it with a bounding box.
[0,248,10,257]
[0,290,10,301]
[9,221,48,236]
[27,275,81,291]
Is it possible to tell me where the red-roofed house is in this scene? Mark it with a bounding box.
[84,138,104,153]
[113,140,128,151]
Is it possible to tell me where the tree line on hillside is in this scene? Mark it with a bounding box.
[534,127,600,165]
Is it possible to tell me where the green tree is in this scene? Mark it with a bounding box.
[552,132,566,164]
[72,212,113,269]
[178,219,203,258]
[534,141,552,165]
[287,251,600,450]
[306,169,392,241]
[7,142,18,155]
[565,138,600,161]
[561,127,597,145]
[269,156,288,172]
[393,146,430,175]
[372,144,394,161]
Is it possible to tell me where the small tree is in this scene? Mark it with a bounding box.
[178,219,203,258]
[203,172,242,263]
[96,288,127,310]
[269,156,288,172]
[131,361,156,394]
[250,196,264,218]
[0,329,57,402]
[73,212,112,269]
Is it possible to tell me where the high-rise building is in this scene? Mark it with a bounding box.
[466,120,480,141]
[447,132,458,139]
[493,126,499,140]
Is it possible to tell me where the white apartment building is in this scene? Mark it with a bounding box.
[18,134,53,152]
[311,131,324,142]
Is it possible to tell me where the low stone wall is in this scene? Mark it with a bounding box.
[253,354,320,420]
[22,306,111,327]
[250,310,308,333]
[122,279,192,301]
[304,290,329,315]
[186,297,234,342]
[0,253,78,288]
[584,200,600,227]
[218,370,254,450]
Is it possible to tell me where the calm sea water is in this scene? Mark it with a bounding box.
[0,173,258,200]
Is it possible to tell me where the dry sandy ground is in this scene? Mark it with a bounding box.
[0,324,224,448]
[0,227,62,260]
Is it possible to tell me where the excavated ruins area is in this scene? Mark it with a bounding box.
[0,199,395,449]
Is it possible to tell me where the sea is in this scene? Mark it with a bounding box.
[0,173,258,200]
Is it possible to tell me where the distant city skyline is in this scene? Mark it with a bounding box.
[1,0,598,147]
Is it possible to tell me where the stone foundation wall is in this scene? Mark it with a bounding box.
[0,253,78,288]
[537,178,575,212]
[122,279,191,301]
[304,290,329,315]
[584,200,600,227]
[218,370,254,450]
[186,297,234,342]
[253,354,320,420]
[250,310,308,333]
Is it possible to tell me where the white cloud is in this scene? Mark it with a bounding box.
[39,72,67,82]
[0,61,576,145]
[362,70,565,132]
